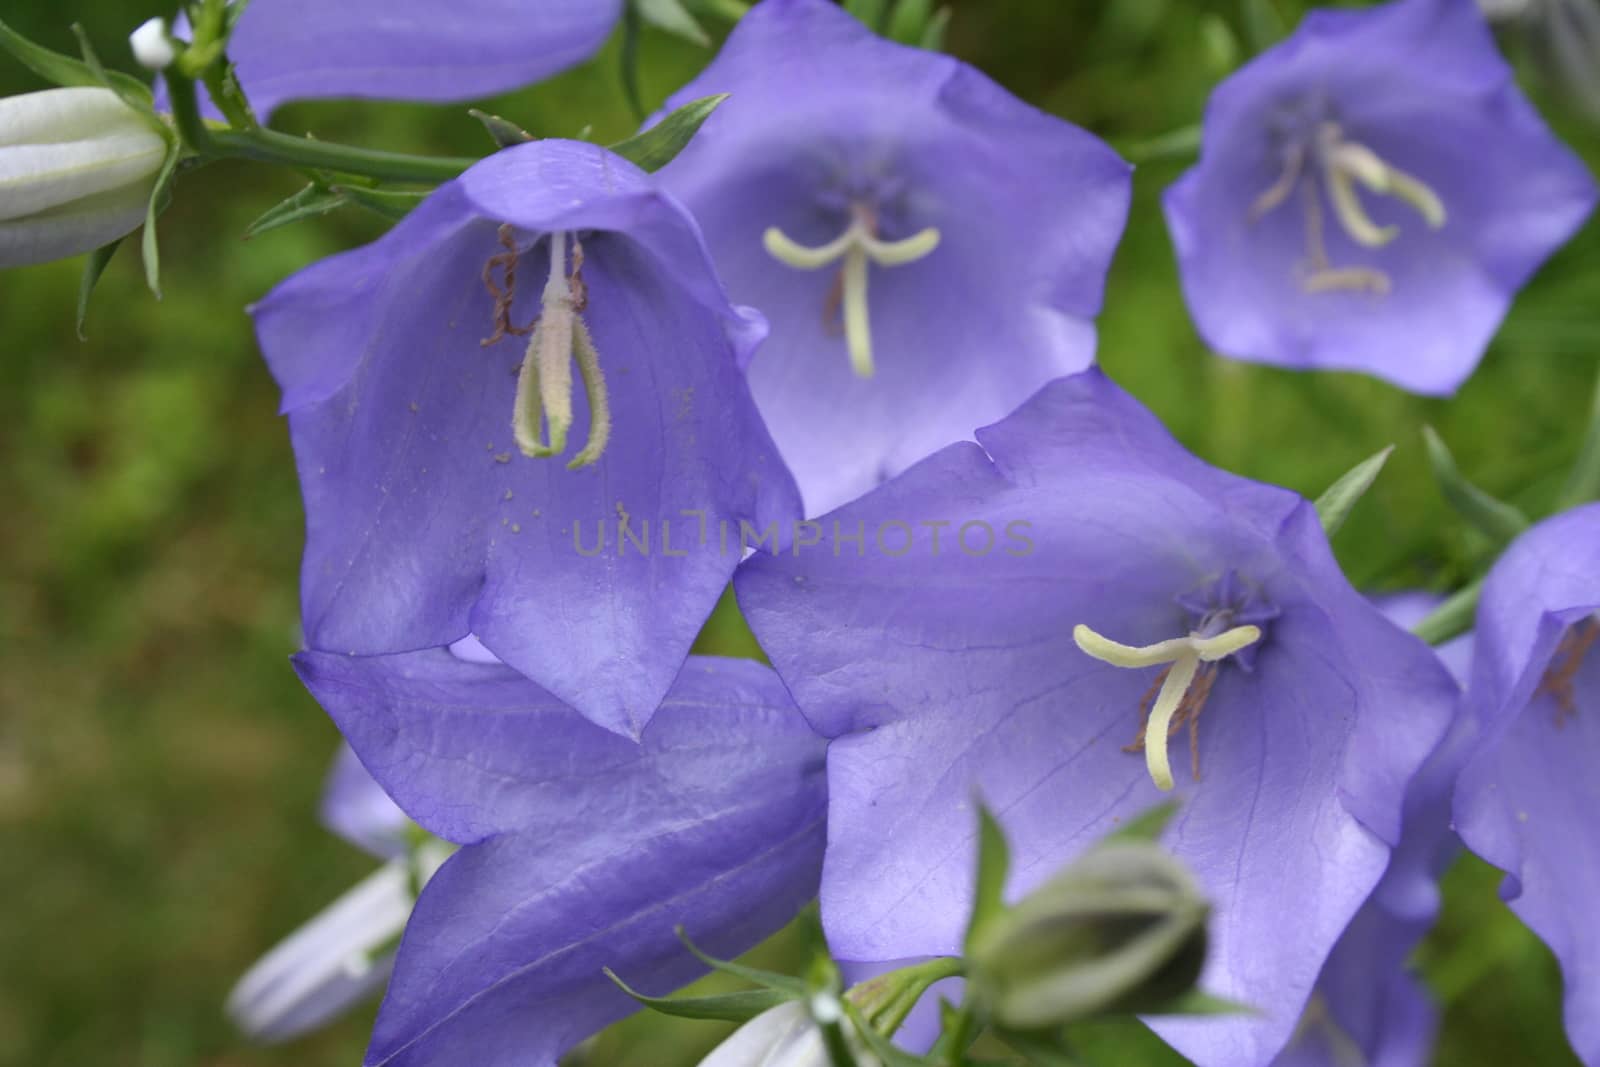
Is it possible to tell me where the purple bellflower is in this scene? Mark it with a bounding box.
[295,647,828,1067]
[321,742,414,861]
[252,140,799,738]
[734,370,1456,1065]
[1165,0,1596,396]
[1454,503,1600,1065]
[653,0,1131,515]
[195,0,620,120]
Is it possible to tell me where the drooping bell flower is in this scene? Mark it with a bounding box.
[186,0,621,120]
[1165,0,1596,396]
[228,747,446,1044]
[1454,503,1600,1065]
[252,139,800,738]
[733,370,1456,1066]
[0,86,166,268]
[295,647,828,1067]
[652,0,1130,515]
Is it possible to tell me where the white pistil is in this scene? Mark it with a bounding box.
[511,230,610,469]
[763,208,940,379]
[1073,623,1263,792]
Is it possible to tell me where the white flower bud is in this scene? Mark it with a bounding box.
[0,87,166,269]
[130,17,177,71]
[698,1000,880,1067]
[226,841,451,1044]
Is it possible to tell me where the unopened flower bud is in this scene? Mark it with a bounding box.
[130,18,177,71]
[967,841,1209,1030]
[0,87,166,269]
[697,1000,880,1067]
[226,841,451,1043]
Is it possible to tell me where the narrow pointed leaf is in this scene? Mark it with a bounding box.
[676,927,811,997]
[141,144,182,298]
[964,804,1011,956]
[244,184,344,238]
[0,16,101,89]
[70,23,156,112]
[919,8,952,51]
[468,108,534,149]
[75,238,123,340]
[1314,445,1394,539]
[609,93,729,172]
[1558,368,1600,509]
[1411,577,1483,647]
[603,968,793,1022]
[886,0,933,46]
[1102,802,1180,846]
[1422,426,1530,545]
[636,0,712,46]
[334,185,428,222]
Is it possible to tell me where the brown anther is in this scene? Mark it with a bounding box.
[568,238,588,313]
[1537,619,1598,727]
[1123,663,1219,782]
[481,224,536,347]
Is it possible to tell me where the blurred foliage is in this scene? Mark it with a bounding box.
[1,1,1595,1065]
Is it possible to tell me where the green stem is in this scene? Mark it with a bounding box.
[163,70,477,184]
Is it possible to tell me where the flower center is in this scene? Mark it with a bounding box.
[763,202,940,379]
[1074,573,1278,791]
[480,225,612,470]
[1537,616,1598,726]
[1249,117,1446,296]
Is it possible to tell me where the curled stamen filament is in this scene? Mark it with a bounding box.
[763,208,940,379]
[511,230,612,469]
[1074,623,1263,791]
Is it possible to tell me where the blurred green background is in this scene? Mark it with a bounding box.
[1,1,1595,1065]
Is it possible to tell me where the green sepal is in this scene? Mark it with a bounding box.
[847,956,964,1038]
[608,93,728,172]
[602,967,794,1022]
[1422,426,1530,546]
[1241,0,1286,54]
[634,0,712,46]
[1315,445,1394,540]
[69,24,158,118]
[963,803,1012,957]
[1102,802,1179,846]
[335,185,428,221]
[1144,990,1257,1017]
[75,237,123,341]
[141,143,183,299]
[1558,368,1600,509]
[244,184,346,238]
[0,17,146,105]
[674,926,810,997]
[1411,577,1482,648]
[468,108,535,150]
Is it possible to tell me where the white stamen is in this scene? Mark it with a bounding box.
[1073,623,1263,791]
[763,210,940,379]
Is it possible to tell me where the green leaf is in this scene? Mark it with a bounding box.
[468,108,535,150]
[1102,802,1179,846]
[69,24,157,114]
[1411,578,1483,648]
[75,238,123,341]
[244,184,345,238]
[675,926,809,997]
[1422,426,1530,546]
[964,803,1011,956]
[1559,367,1600,509]
[634,0,712,46]
[1314,445,1394,540]
[1144,990,1257,1017]
[618,4,647,123]
[141,144,183,299]
[602,967,793,1022]
[608,93,729,172]
[919,8,952,51]
[886,0,933,45]
[1240,0,1286,54]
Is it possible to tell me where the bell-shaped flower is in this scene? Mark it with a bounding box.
[1,86,166,268]
[652,0,1130,515]
[294,647,828,1067]
[733,370,1457,1065]
[228,748,443,1044]
[253,139,799,738]
[188,0,620,121]
[1454,503,1600,1064]
[1165,0,1596,396]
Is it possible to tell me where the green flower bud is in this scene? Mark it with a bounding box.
[967,841,1209,1030]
